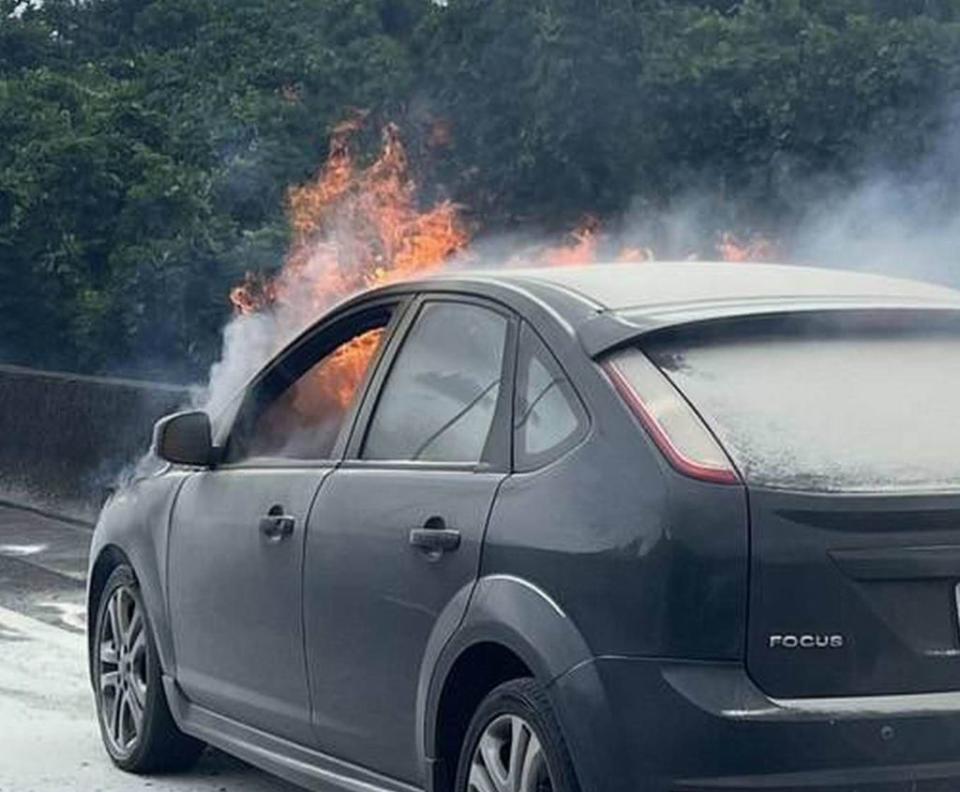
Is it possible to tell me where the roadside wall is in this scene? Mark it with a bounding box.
[0,364,191,521]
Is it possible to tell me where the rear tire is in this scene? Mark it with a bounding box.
[455,679,580,792]
[93,565,204,773]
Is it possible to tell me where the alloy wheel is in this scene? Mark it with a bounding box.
[97,585,148,757]
[468,714,553,792]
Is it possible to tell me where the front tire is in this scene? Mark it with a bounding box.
[93,565,203,773]
[456,679,580,792]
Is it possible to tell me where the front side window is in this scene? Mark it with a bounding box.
[362,301,508,463]
[514,324,587,470]
[235,320,389,461]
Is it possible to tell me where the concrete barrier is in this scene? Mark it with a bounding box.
[0,364,191,521]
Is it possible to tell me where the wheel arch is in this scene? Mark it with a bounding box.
[421,574,593,792]
[86,543,132,672]
[88,473,188,687]
[86,541,175,692]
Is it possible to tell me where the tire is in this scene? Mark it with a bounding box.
[92,564,204,773]
[455,679,581,792]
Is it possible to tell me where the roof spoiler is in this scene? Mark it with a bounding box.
[577,297,960,359]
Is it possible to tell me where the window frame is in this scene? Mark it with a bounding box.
[513,321,590,472]
[342,293,519,474]
[218,295,412,469]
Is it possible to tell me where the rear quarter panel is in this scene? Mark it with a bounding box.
[475,348,748,792]
[480,339,749,661]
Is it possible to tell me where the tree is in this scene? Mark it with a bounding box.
[2,0,960,378]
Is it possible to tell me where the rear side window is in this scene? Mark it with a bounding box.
[641,314,960,493]
[514,324,587,470]
[362,301,508,463]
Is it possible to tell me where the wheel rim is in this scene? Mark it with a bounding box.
[468,715,552,792]
[97,585,147,756]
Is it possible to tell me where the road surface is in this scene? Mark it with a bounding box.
[0,502,298,792]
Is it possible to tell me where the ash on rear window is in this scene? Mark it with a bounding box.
[642,313,960,493]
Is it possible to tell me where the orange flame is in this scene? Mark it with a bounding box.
[229,119,775,418]
[230,116,469,319]
[717,231,778,263]
[539,215,602,267]
[231,119,775,319]
[230,117,470,414]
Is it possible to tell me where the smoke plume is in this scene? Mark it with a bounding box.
[196,102,960,420]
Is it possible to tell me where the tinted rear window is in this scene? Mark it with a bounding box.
[643,313,960,493]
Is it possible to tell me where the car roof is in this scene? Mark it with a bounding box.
[432,261,960,312]
[413,262,960,356]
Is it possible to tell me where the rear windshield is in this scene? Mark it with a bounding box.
[641,313,960,493]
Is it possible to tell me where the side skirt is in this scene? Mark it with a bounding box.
[163,676,424,792]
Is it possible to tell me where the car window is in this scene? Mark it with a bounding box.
[514,324,587,470]
[641,313,960,492]
[362,301,508,463]
[239,325,387,461]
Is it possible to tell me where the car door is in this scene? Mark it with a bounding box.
[167,299,401,744]
[303,296,516,782]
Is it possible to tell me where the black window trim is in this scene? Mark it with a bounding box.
[513,320,591,473]
[215,294,414,470]
[342,292,519,474]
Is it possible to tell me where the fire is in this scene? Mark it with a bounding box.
[230,116,469,319]
[229,117,471,417]
[539,216,601,267]
[228,118,774,422]
[717,231,778,263]
[289,329,384,415]
[231,119,774,320]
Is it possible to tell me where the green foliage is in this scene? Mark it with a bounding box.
[0,0,420,378]
[421,0,960,228]
[2,0,960,378]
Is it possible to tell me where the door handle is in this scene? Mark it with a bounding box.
[409,517,461,555]
[260,506,295,541]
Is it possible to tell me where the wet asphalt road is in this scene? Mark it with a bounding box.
[0,503,298,792]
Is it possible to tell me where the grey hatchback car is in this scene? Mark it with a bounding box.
[89,263,960,792]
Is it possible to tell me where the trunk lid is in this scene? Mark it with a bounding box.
[748,488,960,697]
[638,310,960,697]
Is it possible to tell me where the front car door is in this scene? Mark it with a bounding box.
[167,299,403,744]
[304,296,516,782]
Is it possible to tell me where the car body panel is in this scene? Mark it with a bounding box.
[491,261,960,312]
[553,656,960,792]
[163,675,422,792]
[167,466,332,744]
[747,488,960,699]
[87,468,189,676]
[304,466,505,782]
[479,336,750,660]
[88,264,960,792]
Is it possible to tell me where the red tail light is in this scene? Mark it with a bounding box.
[603,351,740,485]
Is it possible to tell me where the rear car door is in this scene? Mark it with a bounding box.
[303,296,516,782]
[167,300,399,744]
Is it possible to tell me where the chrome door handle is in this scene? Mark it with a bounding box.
[260,510,295,540]
[409,528,461,552]
[409,516,460,555]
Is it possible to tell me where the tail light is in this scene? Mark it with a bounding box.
[603,349,740,485]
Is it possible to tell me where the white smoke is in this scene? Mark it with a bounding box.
[198,311,283,418]
[194,264,340,419]
[195,103,960,421]
[789,174,960,287]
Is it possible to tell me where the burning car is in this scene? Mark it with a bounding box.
[88,261,960,792]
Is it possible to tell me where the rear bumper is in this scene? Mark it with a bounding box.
[550,657,960,792]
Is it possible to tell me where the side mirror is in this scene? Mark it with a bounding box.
[152,411,214,467]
